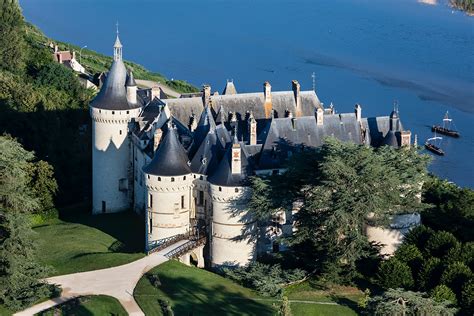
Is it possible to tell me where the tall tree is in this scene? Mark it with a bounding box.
[0,136,54,310]
[0,0,26,72]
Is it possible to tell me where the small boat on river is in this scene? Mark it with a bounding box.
[425,134,444,156]
[432,111,460,138]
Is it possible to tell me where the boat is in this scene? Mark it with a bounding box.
[425,134,444,156]
[432,111,460,138]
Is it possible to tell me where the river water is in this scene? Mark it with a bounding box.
[21,0,474,188]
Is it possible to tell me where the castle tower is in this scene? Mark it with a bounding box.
[208,141,256,267]
[143,122,193,244]
[90,31,142,214]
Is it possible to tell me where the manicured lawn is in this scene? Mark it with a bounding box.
[284,279,363,316]
[134,260,277,316]
[34,209,145,276]
[37,295,127,316]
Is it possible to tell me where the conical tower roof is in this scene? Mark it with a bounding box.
[126,70,137,87]
[208,141,252,187]
[143,123,191,176]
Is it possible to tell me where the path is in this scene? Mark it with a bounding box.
[14,239,190,316]
[135,79,181,98]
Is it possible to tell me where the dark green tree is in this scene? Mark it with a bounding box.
[430,284,457,305]
[403,225,435,251]
[365,288,457,316]
[0,136,54,310]
[460,279,474,315]
[0,0,26,72]
[28,160,58,212]
[394,243,423,274]
[418,257,444,291]
[377,258,414,290]
[440,262,472,297]
[425,231,460,258]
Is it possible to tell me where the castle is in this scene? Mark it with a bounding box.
[90,33,415,267]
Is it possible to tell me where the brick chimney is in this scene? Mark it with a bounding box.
[292,80,302,117]
[231,143,242,174]
[202,84,211,107]
[263,81,272,118]
[316,107,324,126]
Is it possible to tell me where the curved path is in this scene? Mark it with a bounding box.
[15,240,189,316]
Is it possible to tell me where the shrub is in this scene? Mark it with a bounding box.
[430,285,457,305]
[147,274,161,288]
[426,231,460,258]
[460,279,474,316]
[418,257,444,291]
[440,262,472,297]
[377,258,414,290]
[222,263,306,297]
[404,225,435,250]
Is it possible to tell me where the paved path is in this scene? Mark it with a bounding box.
[135,79,181,98]
[15,240,189,316]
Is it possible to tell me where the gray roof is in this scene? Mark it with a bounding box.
[126,71,137,87]
[189,128,224,175]
[222,81,237,95]
[143,125,191,176]
[162,90,321,127]
[208,143,253,187]
[258,114,363,169]
[90,60,141,110]
[362,116,404,147]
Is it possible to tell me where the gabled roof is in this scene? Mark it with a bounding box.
[142,124,191,176]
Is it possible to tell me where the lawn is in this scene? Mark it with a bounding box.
[34,208,145,276]
[134,260,277,316]
[37,295,127,316]
[284,279,363,316]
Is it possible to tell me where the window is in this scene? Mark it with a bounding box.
[158,177,161,181]
[219,187,222,192]
[181,195,185,209]
[199,175,203,180]
[235,188,239,193]
[119,178,128,191]
[272,169,279,175]
[149,217,153,234]
[102,201,106,213]
[119,130,122,135]
[171,177,175,182]
[194,175,196,179]
[147,175,150,179]
[198,191,204,206]
[112,111,115,115]
[149,194,153,208]
[183,176,186,180]
[126,110,129,114]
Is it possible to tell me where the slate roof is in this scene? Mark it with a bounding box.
[90,60,142,110]
[208,143,254,187]
[162,90,321,127]
[142,125,191,176]
[258,114,363,169]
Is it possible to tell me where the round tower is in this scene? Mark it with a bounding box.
[90,32,141,214]
[208,142,256,267]
[143,122,193,244]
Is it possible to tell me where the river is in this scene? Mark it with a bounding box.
[21,0,474,188]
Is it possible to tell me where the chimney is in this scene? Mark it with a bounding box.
[72,51,76,60]
[202,84,211,107]
[248,111,257,145]
[153,128,163,152]
[400,130,412,148]
[263,81,272,118]
[151,86,160,101]
[292,80,302,117]
[231,143,242,174]
[189,113,198,132]
[316,107,324,126]
[355,103,362,122]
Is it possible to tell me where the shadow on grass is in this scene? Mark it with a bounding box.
[59,207,145,254]
[137,272,275,316]
[329,295,362,315]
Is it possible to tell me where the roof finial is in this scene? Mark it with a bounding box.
[113,22,123,61]
[393,100,399,112]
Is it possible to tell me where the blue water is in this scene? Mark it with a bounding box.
[21,0,474,188]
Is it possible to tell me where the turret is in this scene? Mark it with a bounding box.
[143,122,192,243]
[126,71,137,104]
[89,30,142,214]
[208,141,256,267]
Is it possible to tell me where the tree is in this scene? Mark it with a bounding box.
[377,258,414,290]
[0,0,26,72]
[425,231,460,258]
[460,279,473,316]
[418,257,444,291]
[430,285,457,305]
[394,244,423,273]
[365,288,457,316]
[28,160,58,212]
[403,225,435,250]
[0,136,54,310]
[284,139,429,281]
[440,262,472,297]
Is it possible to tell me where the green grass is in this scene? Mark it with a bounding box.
[134,260,277,316]
[34,209,145,276]
[289,302,358,316]
[37,295,127,316]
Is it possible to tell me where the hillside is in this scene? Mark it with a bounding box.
[25,22,199,94]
